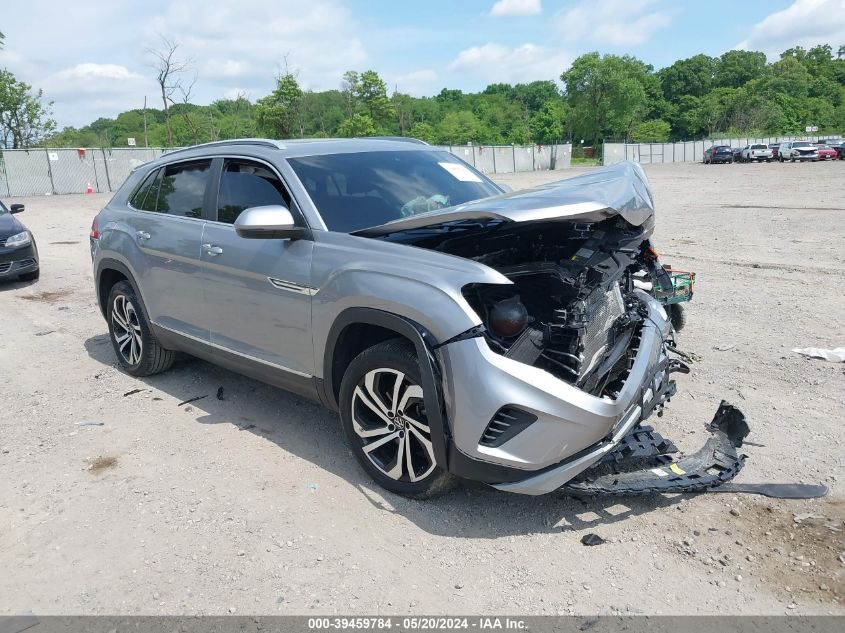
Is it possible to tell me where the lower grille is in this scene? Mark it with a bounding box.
[0,262,11,274]
[17,258,36,267]
[479,406,538,448]
[0,238,6,247]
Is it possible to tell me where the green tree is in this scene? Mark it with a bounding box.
[341,69,394,127]
[561,52,652,144]
[658,54,716,101]
[435,111,481,144]
[337,112,377,137]
[409,121,436,143]
[0,69,55,148]
[255,72,304,138]
[714,50,767,88]
[630,119,671,142]
[529,99,567,144]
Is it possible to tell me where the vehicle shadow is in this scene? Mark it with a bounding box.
[84,333,686,539]
[0,277,38,291]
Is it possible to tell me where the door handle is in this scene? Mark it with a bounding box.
[136,231,151,241]
[202,243,223,256]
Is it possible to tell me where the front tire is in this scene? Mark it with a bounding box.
[106,281,176,377]
[339,339,453,498]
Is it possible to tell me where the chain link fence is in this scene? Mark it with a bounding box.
[0,143,573,198]
[0,147,175,197]
[603,135,841,166]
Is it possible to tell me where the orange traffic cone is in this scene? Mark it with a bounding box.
[86,182,93,194]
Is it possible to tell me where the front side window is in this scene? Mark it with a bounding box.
[216,159,292,224]
[157,161,211,218]
[287,150,501,233]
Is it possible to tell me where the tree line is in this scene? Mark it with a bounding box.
[2,35,845,150]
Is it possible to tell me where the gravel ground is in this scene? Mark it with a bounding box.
[1,161,843,616]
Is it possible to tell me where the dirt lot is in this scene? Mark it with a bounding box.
[1,161,843,616]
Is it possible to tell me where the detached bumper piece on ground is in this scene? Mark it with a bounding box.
[564,401,749,495]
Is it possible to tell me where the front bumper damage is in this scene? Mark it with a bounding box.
[564,401,749,495]
[491,401,749,496]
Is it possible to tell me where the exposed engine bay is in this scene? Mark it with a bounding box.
[382,215,675,398]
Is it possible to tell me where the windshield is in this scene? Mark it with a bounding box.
[288,150,501,232]
[793,142,812,148]
[751,145,766,149]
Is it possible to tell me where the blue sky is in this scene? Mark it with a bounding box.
[2,0,844,127]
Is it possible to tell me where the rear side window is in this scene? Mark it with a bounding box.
[751,144,766,150]
[129,168,163,212]
[157,160,211,218]
[216,159,292,224]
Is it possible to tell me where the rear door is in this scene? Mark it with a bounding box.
[124,159,212,340]
[200,157,315,377]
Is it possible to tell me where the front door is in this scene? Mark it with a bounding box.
[200,158,314,377]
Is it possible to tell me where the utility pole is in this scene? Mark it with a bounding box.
[143,96,149,147]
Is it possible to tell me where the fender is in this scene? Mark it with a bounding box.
[322,307,449,470]
[94,257,143,319]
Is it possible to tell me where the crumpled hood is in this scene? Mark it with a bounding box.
[355,161,655,237]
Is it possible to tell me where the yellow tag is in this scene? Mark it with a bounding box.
[669,463,686,475]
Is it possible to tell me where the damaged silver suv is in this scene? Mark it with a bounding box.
[90,138,748,498]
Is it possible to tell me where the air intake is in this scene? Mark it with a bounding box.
[479,406,538,448]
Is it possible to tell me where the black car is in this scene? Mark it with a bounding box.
[0,200,39,282]
[704,145,733,164]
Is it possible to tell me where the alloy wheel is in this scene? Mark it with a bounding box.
[112,294,143,365]
[350,368,436,482]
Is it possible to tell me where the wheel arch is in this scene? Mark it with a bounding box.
[322,307,449,469]
[95,258,140,319]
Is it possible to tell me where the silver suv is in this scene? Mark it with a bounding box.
[91,139,747,498]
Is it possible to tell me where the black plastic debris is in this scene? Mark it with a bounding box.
[581,533,605,546]
[216,387,225,401]
[177,395,207,406]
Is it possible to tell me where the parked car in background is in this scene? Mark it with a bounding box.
[816,145,838,161]
[704,145,733,164]
[778,141,819,162]
[768,143,780,158]
[740,144,773,162]
[731,147,744,163]
[834,141,845,160]
[0,200,40,283]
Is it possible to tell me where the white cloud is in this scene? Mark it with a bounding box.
[736,0,845,55]
[142,0,368,93]
[448,43,568,84]
[0,0,369,127]
[391,69,439,96]
[490,0,542,17]
[40,63,157,125]
[554,0,672,47]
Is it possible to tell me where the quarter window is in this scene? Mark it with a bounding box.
[216,159,292,224]
[129,168,163,212]
[157,161,211,218]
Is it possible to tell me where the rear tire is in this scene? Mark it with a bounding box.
[339,338,453,499]
[106,281,176,377]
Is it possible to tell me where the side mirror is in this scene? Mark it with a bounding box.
[10,204,24,214]
[234,205,310,240]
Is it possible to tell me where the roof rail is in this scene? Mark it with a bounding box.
[163,138,286,157]
[368,136,429,145]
